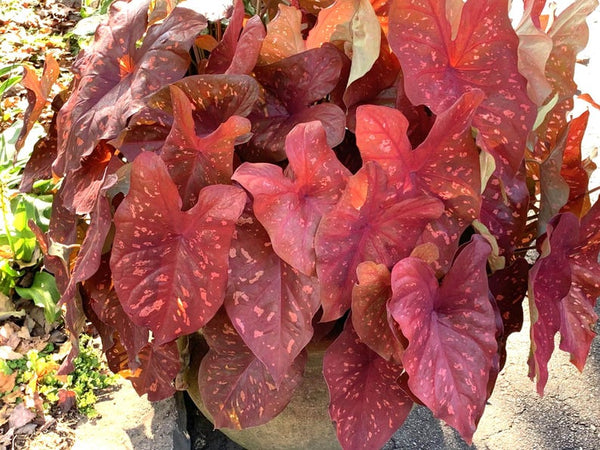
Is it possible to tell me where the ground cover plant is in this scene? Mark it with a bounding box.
[25,0,600,448]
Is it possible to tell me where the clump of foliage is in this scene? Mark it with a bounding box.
[1,335,117,418]
[29,0,600,448]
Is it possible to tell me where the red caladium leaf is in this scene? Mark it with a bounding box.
[224,209,320,385]
[480,169,529,258]
[85,255,149,368]
[560,111,594,218]
[199,309,307,429]
[351,261,404,363]
[388,235,496,443]
[206,0,266,75]
[125,341,181,401]
[533,0,597,159]
[59,142,116,214]
[389,0,535,178]
[258,4,306,65]
[528,202,600,395]
[232,121,350,275]
[110,152,246,345]
[16,55,59,152]
[115,74,259,161]
[315,162,444,322]
[243,46,346,161]
[356,90,483,271]
[55,0,207,175]
[159,85,251,210]
[323,319,413,450]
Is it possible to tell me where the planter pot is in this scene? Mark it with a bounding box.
[184,334,341,450]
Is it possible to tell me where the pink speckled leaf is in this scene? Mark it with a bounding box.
[55,0,207,175]
[323,319,413,450]
[224,210,320,385]
[258,4,305,65]
[159,85,251,210]
[351,261,404,363]
[115,74,259,161]
[243,46,346,161]
[233,121,350,275]
[126,341,180,401]
[315,162,444,322]
[389,0,535,178]
[389,235,496,443]
[528,202,600,394]
[85,255,149,369]
[199,309,307,428]
[356,90,483,271]
[110,152,246,345]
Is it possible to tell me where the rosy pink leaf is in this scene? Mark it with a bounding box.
[351,261,404,363]
[233,121,350,275]
[258,4,305,65]
[159,85,251,210]
[199,309,307,428]
[55,0,207,174]
[224,210,320,385]
[528,202,600,394]
[389,235,496,443]
[323,320,413,450]
[110,152,246,345]
[389,0,535,178]
[315,162,444,321]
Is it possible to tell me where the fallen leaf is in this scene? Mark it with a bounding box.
[8,403,36,429]
[0,371,17,394]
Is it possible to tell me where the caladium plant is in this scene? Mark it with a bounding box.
[22,0,600,448]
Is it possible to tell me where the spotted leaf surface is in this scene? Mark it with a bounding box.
[258,4,305,65]
[126,341,180,401]
[233,121,350,275]
[159,85,251,210]
[111,152,246,345]
[224,210,320,385]
[244,46,346,161]
[199,309,307,429]
[351,261,404,363]
[115,74,259,161]
[55,0,207,174]
[356,90,483,271]
[389,0,535,178]
[315,162,444,322]
[323,320,413,450]
[389,236,496,443]
[528,203,600,394]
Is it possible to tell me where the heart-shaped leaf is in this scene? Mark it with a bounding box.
[55,0,207,174]
[111,152,246,345]
[388,235,496,443]
[323,319,413,450]
[233,121,350,275]
[199,309,307,428]
[125,341,180,401]
[159,85,251,210]
[315,162,444,321]
[224,210,320,385]
[389,0,535,178]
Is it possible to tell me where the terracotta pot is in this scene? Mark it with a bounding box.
[184,334,341,450]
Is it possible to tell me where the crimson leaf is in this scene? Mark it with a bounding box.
[224,210,320,385]
[315,161,444,322]
[388,235,496,443]
[232,121,350,275]
[111,152,246,345]
[323,319,413,450]
[199,309,307,429]
[55,0,207,174]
